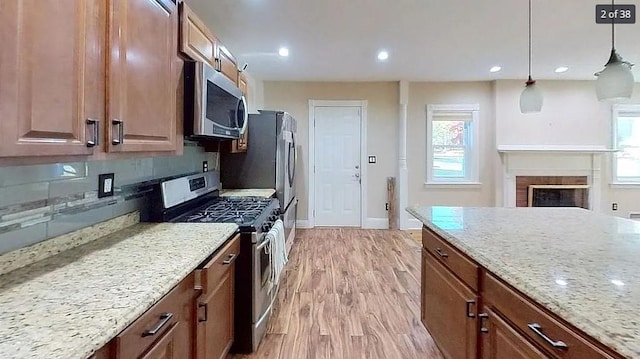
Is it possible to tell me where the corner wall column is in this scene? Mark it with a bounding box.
[398,80,410,229]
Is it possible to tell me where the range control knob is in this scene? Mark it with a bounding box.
[269,215,278,222]
[261,224,270,232]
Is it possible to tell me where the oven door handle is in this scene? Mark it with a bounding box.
[257,235,273,250]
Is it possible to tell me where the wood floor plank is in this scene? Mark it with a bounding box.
[234,229,443,359]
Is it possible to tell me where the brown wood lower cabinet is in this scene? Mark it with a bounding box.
[421,249,478,359]
[481,307,547,359]
[196,234,240,359]
[113,273,195,359]
[95,234,240,359]
[420,226,624,359]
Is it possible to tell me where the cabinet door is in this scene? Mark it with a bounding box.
[422,249,477,359]
[481,308,547,359]
[196,262,235,359]
[0,0,104,157]
[217,45,238,85]
[140,322,181,359]
[178,1,216,67]
[108,0,179,152]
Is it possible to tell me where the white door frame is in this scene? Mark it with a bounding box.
[308,100,368,228]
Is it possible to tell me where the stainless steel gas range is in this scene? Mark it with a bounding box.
[150,172,280,353]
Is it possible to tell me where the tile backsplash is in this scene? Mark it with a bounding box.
[0,142,218,254]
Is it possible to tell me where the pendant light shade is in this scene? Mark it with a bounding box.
[519,0,543,114]
[595,49,635,101]
[520,77,544,113]
[595,0,635,101]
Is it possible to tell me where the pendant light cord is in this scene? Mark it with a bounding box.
[611,0,615,49]
[528,0,532,78]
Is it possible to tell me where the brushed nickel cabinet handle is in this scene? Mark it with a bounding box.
[479,313,489,333]
[223,253,237,265]
[465,300,476,318]
[86,119,99,147]
[142,312,173,337]
[112,119,123,145]
[435,248,449,258]
[198,303,208,323]
[527,323,568,349]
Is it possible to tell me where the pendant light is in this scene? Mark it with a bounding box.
[595,0,634,101]
[519,0,543,113]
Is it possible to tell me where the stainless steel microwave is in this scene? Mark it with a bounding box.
[184,61,247,140]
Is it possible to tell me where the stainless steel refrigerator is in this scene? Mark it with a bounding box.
[221,110,297,251]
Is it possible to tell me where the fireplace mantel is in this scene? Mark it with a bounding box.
[498,145,617,154]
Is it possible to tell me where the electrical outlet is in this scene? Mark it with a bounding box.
[98,173,115,198]
[385,203,389,211]
[368,156,377,164]
[612,203,618,211]
[203,161,209,172]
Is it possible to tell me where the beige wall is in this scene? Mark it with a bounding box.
[406,82,497,208]
[263,82,399,222]
[494,80,640,217]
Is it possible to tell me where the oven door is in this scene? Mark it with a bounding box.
[193,62,246,139]
[253,234,275,323]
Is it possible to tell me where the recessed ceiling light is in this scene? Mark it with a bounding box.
[555,66,569,73]
[490,66,502,73]
[377,50,389,61]
[278,47,289,57]
[611,279,625,286]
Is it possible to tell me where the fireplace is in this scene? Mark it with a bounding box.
[527,185,590,209]
[515,176,589,209]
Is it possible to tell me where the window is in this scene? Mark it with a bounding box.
[426,104,479,184]
[613,105,640,184]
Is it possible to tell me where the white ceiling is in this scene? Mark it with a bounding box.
[186,0,640,82]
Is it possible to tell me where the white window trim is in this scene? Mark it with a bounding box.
[425,104,480,186]
[612,104,640,185]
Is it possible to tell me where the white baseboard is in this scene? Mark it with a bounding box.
[408,218,423,229]
[296,220,312,229]
[363,218,389,229]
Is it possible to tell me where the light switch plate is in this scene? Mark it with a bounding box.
[98,173,115,198]
[368,156,377,164]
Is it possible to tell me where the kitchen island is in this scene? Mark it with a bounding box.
[408,206,638,359]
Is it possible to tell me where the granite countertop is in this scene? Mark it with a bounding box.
[220,188,276,198]
[0,220,238,359]
[407,206,640,358]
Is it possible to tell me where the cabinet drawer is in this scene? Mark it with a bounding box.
[114,275,193,359]
[484,273,618,359]
[422,227,479,291]
[196,234,240,295]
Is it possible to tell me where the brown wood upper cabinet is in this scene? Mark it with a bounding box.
[178,1,217,67]
[217,45,238,85]
[107,0,180,153]
[0,0,105,157]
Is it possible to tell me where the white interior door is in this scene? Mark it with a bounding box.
[314,106,361,226]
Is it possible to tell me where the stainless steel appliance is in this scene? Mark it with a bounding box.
[221,111,297,253]
[150,172,280,353]
[184,61,248,140]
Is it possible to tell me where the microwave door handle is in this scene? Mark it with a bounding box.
[238,96,249,135]
[211,121,242,132]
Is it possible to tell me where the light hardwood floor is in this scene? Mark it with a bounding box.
[231,228,442,359]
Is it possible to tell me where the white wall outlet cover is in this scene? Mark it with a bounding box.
[104,178,113,193]
[368,156,377,164]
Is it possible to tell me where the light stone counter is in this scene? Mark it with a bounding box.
[0,220,238,359]
[220,188,276,198]
[407,206,640,358]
